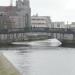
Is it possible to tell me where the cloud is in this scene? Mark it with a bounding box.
[0,0,75,22]
[65,0,75,10]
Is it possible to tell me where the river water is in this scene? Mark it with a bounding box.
[0,46,75,75]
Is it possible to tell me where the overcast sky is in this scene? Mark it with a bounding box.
[0,0,75,23]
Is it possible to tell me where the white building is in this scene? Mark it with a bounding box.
[52,22,66,28]
[69,22,75,29]
[31,15,51,28]
[0,0,31,29]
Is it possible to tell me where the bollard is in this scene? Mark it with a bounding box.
[0,53,21,75]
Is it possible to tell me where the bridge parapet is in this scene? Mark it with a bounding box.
[0,27,74,44]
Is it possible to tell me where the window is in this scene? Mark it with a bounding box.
[25,14,29,27]
[57,24,60,27]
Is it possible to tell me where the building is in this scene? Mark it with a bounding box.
[0,13,13,30]
[0,0,31,42]
[0,0,31,29]
[69,22,75,29]
[31,15,51,28]
[52,22,66,28]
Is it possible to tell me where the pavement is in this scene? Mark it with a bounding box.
[0,53,21,75]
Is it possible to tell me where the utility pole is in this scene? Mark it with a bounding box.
[10,0,13,6]
[67,21,69,29]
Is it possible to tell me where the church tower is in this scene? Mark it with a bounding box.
[23,0,30,7]
[16,0,31,29]
[16,0,22,9]
[22,0,31,28]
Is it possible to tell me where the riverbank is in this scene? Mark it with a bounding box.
[0,38,75,48]
[0,54,21,75]
[0,36,50,48]
[61,40,75,48]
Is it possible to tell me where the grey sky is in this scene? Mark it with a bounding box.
[0,0,75,23]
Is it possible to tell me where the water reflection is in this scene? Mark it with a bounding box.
[2,49,31,75]
[0,46,66,75]
[0,46,75,75]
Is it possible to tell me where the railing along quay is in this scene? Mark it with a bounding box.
[0,27,75,45]
[0,27,75,34]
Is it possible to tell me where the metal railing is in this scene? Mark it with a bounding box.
[0,27,75,34]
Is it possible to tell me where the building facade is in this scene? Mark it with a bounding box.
[31,15,52,28]
[52,22,66,28]
[16,0,31,28]
[0,13,13,30]
[69,22,75,29]
[0,0,31,29]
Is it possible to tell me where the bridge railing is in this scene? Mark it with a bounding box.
[0,27,75,34]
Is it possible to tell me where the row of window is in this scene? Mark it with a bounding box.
[32,19,46,21]
[32,23,46,25]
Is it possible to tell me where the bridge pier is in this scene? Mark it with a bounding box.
[21,33,24,41]
[73,33,75,40]
[0,28,75,46]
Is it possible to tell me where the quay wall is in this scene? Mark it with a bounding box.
[61,40,75,47]
[52,33,74,40]
[0,53,21,75]
[0,27,75,47]
[0,32,50,44]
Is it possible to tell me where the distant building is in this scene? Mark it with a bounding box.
[0,0,31,29]
[69,22,75,28]
[52,22,66,28]
[72,22,75,25]
[31,15,52,28]
[0,13,13,30]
